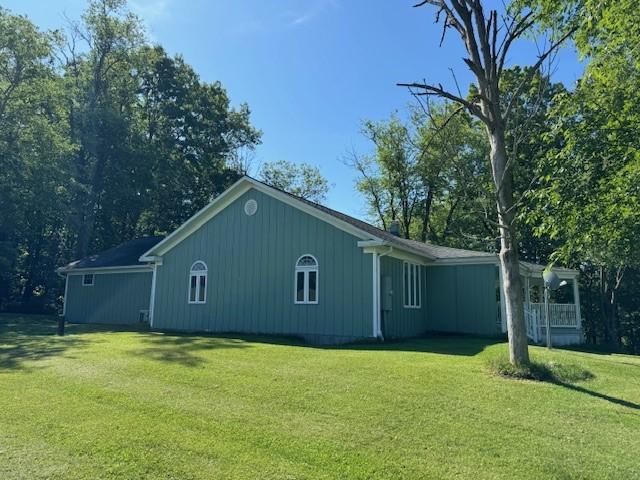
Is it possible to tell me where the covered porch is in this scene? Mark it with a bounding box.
[499,262,583,346]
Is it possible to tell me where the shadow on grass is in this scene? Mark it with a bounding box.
[487,354,640,411]
[129,331,252,367]
[558,382,640,410]
[0,314,93,370]
[340,334,503,356]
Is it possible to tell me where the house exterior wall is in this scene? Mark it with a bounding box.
[380,256,428,338]
[152,188,374,342]
[65,271,152,324]
[426,264,499,336]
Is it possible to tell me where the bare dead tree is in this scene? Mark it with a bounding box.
[398,0,577,366]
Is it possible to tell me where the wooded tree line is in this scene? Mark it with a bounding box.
[0,0,261,312]
[353,0,640,352]
[1,0,638,355]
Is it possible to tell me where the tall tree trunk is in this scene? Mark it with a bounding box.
[600,266,622,348]
[440,196,459,242]
[420,188,434,242]
[489,127,529,365]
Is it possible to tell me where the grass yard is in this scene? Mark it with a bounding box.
[1,315,639,479]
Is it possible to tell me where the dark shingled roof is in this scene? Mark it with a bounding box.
[61,236,164,271]
[261,178,496,261]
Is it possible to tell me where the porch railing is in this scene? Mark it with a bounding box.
[527,303,579,328]
[525,306,542,343]
[524,302,579,343]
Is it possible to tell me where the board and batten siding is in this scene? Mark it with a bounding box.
[65,271,152,324]
[380,256,428,338]
[152,188,374,342]
[426,264,499,336]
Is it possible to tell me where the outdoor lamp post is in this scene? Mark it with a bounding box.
[542,270,568,349]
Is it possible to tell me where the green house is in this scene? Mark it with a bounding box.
[58,176,584,345]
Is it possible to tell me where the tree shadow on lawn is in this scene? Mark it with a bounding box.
[488,351,640,411]
[557,382,640,411]
[341,333,503,357]
[126,331,501,368]
[129,331,253,367]
[0,314,93,370]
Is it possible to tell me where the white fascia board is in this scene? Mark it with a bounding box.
[357,240,433,265]
[139,255,163,265]
[63,265,153,275]
[433,256,499,266]
[141,176,381,260]
[519,262,579,278]
[388,249,430,266]
[357,240,384,248]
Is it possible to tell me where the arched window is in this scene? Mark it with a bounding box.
[295,255,318,304]
[188,261,207,304]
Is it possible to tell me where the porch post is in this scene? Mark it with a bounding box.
[371,252,379,338]
[573,277,582,330]
[524,275,531,307]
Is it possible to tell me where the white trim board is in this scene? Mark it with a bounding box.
[140,177,382,261]
[148,263,158,327]
[358,241,432,265]
[61,265,153,275]
[433,256,498,266]
[62,274,69,316]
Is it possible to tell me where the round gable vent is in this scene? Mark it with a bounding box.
[244,199,258,216]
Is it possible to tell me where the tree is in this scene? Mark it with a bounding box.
[133,45,260,235]
[411,103,492,247]
[399,1,576,366]
[259,160,329,203]
[525,0,640,349]
[0,1,261,312]
[0,9,69,310]
[350,105,493,248]
[350,116,423,237]
[63,0,145,258]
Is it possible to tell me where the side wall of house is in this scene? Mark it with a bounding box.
[152,188,374,342]
[65,271,152,324]
[426,264,499,336]
[380,256,428,338]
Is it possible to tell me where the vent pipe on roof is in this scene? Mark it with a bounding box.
[389,220,400,237]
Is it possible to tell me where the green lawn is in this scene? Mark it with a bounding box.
[1,315,639,479]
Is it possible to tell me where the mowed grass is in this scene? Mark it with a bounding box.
[1,315,639,480]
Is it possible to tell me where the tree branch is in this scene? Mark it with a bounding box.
[503,24,578,120]
[397,82,491,124]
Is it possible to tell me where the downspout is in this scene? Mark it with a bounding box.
[374,247,393,340]
[149,262,158,328]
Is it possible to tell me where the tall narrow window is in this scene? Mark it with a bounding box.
[403,262,421,308]
[189,261,207,304]
[295,255,318,304]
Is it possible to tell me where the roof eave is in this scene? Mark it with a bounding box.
[357,240,437,263]
[433,255,498,265]
[57,264,153,275]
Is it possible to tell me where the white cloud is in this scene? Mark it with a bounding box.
[286,0,339,27]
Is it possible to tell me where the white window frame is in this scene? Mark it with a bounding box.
[403,262,422,309]
[82,274,94,287]
[294,254,319,305]
[188,261,207,304]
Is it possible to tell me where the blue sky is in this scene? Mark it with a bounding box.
[6,0,584,219]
